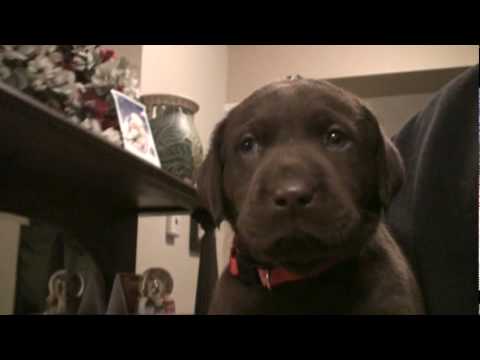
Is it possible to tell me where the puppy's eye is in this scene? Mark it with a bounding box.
[324,129,349,149]
[239,136,257,153]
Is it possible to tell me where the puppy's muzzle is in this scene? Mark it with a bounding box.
[272,179,315,212]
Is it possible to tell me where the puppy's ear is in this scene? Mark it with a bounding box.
[196,119,227,227]
[363,106,405,208]
[377,133,405,207]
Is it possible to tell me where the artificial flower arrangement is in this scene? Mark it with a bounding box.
[0,45,140,146]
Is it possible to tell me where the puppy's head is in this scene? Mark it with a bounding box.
[197,79,404,273]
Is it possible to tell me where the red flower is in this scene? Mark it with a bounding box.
[99,48,115,63]
[63,62,73,71]
[94,98,109,117]
[102,116,119,130]
[83,90,110,119]
[82,88,98,101]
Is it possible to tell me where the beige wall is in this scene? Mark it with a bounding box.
[227,45,479,103]
[0,213,29,314]
[141,45,229,148]
[137,45,229,314]
[365,92,434,137]
[104,45,143,76]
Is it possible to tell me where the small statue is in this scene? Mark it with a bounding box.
[137,268,175,315]
[44,270,85,314]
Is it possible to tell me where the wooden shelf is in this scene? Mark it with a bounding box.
[0,81,199,221]
[0,81,201,298]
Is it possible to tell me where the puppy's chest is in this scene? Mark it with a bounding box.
[259,282,357,315]
[219,267,361,315]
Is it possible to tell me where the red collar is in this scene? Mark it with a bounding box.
[229,246,339,290]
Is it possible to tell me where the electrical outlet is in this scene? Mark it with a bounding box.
[166,216,180,245]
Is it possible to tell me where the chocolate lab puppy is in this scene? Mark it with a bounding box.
[197,77,424,314]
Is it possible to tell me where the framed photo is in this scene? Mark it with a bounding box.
[111,90,161,168]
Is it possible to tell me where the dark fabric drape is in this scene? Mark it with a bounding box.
[14,221,63,314]
[386,65,479,314]
[193,209,218,315]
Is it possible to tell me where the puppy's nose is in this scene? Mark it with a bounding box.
[273,183,314,210]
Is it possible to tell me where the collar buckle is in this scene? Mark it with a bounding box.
[258,269,272,290]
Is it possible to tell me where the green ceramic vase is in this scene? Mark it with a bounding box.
[141,94,203,182]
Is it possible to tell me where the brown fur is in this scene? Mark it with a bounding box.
[197,78,424,314]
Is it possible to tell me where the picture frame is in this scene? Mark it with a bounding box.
[111,89,161,168]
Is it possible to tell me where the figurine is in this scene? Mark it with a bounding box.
[137,268,175,315]
[44,270,85,314]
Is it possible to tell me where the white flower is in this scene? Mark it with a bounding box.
[31,76,48,91]
[4,49,28,61]
[90,119,103,134]
[0,64,11,80]
[72,56,86,71]
[102,127,122,145]
[49,51,64,64]
[17,45,38,57]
